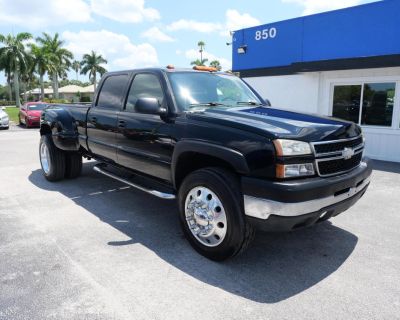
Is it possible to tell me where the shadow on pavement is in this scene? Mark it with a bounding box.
[29,162,358,303]
[371,159,400,174]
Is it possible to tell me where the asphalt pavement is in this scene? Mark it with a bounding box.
[0,129,399,319]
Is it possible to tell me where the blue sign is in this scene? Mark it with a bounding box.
[232,0,400,71]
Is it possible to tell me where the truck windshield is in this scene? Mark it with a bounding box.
[167,72,263,111]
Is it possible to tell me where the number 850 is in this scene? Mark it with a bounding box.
[255,28,277,41]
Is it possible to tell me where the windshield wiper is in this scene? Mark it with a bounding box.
[236,101,264,106]
[188,102,227,108]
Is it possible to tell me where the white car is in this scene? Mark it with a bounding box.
[0,107,10,129]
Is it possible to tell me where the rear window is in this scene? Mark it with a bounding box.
[97,74,130,110]
[27,104,48,111]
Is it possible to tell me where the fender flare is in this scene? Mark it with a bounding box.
[171,140,250,187]
[41,107,80,152]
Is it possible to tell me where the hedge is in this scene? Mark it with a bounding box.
[0,101,16,106]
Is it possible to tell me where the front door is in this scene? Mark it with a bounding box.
[116,72,173,182]
[87,73,130,162]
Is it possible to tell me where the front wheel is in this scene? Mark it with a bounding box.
[178,167,255,261]
[39,134,66,181]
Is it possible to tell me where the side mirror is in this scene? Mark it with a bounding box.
[135,98,165,115]
[264,98,271,106]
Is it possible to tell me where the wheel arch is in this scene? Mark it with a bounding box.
[40,107,80,152]
[172,140,249,189]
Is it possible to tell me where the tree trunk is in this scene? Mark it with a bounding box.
[93,73,97,92]
[54,74,59,99]
[23,82,28,102]
[40,74,45,101]
[14,69,21,108]
[7,76,12,101]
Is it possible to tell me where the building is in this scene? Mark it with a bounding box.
[23,84,95,102]
[232,0,400,162]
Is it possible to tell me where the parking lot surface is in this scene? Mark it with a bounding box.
[1,130,399,320]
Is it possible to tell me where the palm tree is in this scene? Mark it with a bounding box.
[0,54,13,100]
[29,44,49,100]
[36,33,73,99]
[72,60,80,81]
[209,60,222,71]
[0,32,33,107]
[20,54,35,102]
[198,41,205,62]
[80,51,107,91]
[190,58,208,67]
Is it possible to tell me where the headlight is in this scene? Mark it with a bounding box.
[276,163,315,178]
[273,139,312,156]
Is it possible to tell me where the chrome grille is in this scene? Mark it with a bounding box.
[311,136,364,177]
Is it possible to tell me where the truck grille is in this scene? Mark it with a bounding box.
[311,136,364,177]
[313,137,363,155]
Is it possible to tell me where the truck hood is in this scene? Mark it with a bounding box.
[186,106,361,142]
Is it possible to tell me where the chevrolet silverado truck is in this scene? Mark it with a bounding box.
[39,67,372,261]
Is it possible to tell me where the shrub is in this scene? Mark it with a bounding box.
[43,98,70,104]
[80,96,91,103]
[0,101,16,106]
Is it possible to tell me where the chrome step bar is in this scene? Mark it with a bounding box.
[93,164,176,200]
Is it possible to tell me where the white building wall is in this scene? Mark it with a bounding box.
[245,74,320,113]
[245,67,400,162]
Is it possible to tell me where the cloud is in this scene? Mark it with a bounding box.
[141,27,175,43]
[166,20,223,33]
[281,0,364,15]
[222,9,261,36]
[90,0,160,23]
[185,49,231,71]
[166,10,260,36]
[62,30,158,70]
[0,0,91,29]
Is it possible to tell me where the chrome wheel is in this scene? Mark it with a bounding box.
[40,142,51,174]
[184,186,227,247]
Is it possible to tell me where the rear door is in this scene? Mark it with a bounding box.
[116,72,173,182]
[87,73,130,162]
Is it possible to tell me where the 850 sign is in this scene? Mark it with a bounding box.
[255,28,277,41]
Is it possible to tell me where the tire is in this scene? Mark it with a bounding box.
[178,167,255,261]
[39,134,66,182]
[65,152,82,179]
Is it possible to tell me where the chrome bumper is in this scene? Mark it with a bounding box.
[244,176,370,220]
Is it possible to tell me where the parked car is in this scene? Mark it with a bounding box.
[38,67,372,261]
[19,102,49,128]
[0,107,9,129]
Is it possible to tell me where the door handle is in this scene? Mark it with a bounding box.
[118,120,126,128]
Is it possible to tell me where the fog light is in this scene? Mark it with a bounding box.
[276,163,315,178]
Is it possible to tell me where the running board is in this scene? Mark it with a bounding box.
[93,164,176,200]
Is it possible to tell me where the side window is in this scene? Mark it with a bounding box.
[97,74,129,110]
[126,73,164,112]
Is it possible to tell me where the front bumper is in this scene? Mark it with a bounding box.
[0,119,9,128]
[242,158,372,232]
[27,118,40,127]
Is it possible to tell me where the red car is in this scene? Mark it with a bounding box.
[19,102,49,128]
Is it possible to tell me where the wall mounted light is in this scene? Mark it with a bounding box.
[237,45,247,54]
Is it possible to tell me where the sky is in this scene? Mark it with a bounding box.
[0,0,377,85]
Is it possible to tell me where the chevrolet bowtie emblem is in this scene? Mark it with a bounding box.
[342,147,355,160]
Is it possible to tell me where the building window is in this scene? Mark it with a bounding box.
[332,83,396,127]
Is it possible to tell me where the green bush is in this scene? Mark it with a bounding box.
[0,101,16,106]
[80,96,91,103]
[43,98,70,104]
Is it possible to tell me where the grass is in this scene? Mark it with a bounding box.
[3,107,19,123]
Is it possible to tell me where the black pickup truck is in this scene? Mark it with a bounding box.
[39,67,371,260]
